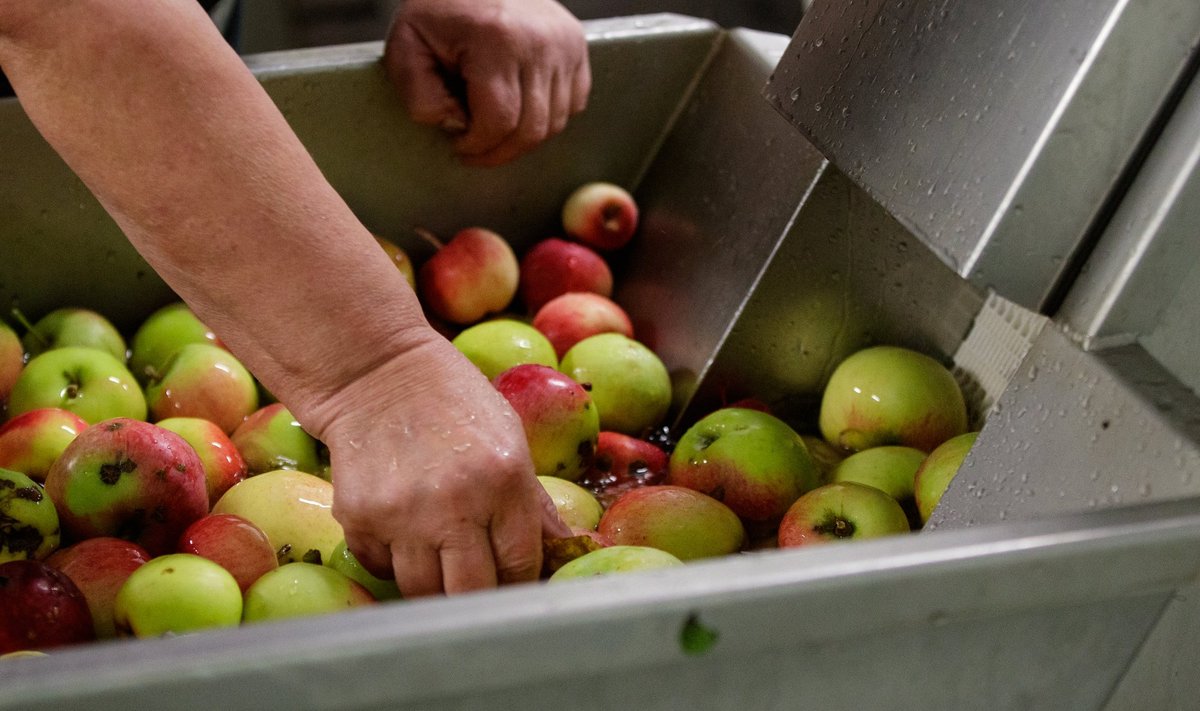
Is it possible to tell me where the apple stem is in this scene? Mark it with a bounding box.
[9,307,47,348]
[413,227,445,251]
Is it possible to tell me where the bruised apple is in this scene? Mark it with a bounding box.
[819,346,968,453]
[669,407,818,524]
[494,364,598,481]
[44,418,208,556]
[598,485,745,561]
[0,468,59,562]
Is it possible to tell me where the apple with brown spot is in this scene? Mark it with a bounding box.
[44,418,208,556]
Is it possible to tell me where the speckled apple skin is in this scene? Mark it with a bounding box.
[45,418,208,556]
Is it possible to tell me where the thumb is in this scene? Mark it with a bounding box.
[537,484,573,538]
[383,23,469,131]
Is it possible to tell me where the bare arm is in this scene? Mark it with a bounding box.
[0,0,567,594]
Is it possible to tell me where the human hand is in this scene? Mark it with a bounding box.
[304,330,571,597]
[383,0,591,166]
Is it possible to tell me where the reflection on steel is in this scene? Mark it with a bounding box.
[765,0,1200,311]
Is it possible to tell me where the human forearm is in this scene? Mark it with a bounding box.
[0,0,429,431]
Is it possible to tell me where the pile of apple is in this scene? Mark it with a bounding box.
[0,180,980,658]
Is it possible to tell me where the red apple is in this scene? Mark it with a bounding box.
[819,345,968,453]
[579,431,669,509]
[0,559,94,653]
[668,407,818,524]
[598,485,746,561]
[417,227,519,325]
[0,321,23,408]
[533,292,634,359]
[493,364,599,481]
[518,238,613,313]
[44,418,208,556]
[0,408,89,483]
[177,513,279,593]
[777,481,911,547]
[44,537,151,639]
[145,343,259,435]
[561,182,639,251]
[156,417,248,506]
[229,403,321,477]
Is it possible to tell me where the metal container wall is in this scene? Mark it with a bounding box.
[4,14,1200,710]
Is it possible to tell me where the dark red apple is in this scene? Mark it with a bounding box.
[44,537,150,639]
[44,418,209,556]
[519,238,613,313]
[178,513,279,593]
[0,559,94,653]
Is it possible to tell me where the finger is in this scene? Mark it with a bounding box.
[547,68,572,137]
[489,493,545,585]
[537,484,572,538]
[454,62,521,159]
[439,527,499,595]
[344,531,394,581]
[384,23,467,129]
[570,52,592,115]
[462,64,552,167]
[391,543,444,599]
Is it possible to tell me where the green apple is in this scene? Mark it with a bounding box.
[0,321,23,407]
[0,408,89,483]
[128,302,220,384]
[559,333,671,436]
[914,431,980,525]
[243,562,375,623]
[230,403,321,477]
[831,445,926,527]
[8,347,147,424]
[668,407,818,524]
[18,308,125,362]
[145,343,259,435]
[0,468,60,562]
[598,485,745,561]
[494,364,599,481]
[777,482,911,547]
[212,469,344,566]
[452,319,557,380]
[548,545,683,581]
[538,475,603,530]
[819,345,968,453]
[113,553,242,637]
[327,539,401,601]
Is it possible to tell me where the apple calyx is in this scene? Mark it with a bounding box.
[815,516,855,539]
